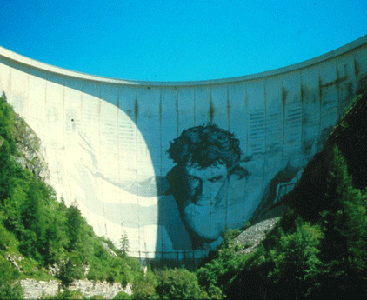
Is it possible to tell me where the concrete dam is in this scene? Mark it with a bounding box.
[0,35,366,263]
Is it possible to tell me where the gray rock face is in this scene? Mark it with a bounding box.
[21,278,132,299]
[235,217,281,255]
[21,279,60,299]
[13,115,49,181]
[102,242,118,257]
[6,254,23,272]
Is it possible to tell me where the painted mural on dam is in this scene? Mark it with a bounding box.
[166,123,252,250]
[0,35,366,260]
[159,123,300,250]
[121,121,305,253]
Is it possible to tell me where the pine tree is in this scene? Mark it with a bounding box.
[120,231,130,257]
[66,203,83,251]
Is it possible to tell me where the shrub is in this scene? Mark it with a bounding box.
[156,268,207,299]
[113,290,131,299]
[130,270,158,299]
[0,256,23,299]
[268,218,323,282]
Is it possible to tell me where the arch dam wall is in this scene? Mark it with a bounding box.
[0,35,366,263]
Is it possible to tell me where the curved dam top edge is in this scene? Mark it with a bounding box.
[1,34,367,88]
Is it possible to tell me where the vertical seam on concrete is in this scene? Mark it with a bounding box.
[300,74,304,166]
[208,85,213,238]
[352,55,358,107]
[80,82,88,217]
[159,89,163,177]
[97,84,107,236]
[317,70,322,150]
[80,82,84,131]
[26,68,30,120]
[159,88,163,258]
[336,60,343,120]
[8,67,12,104]
[116,88,120,179]
[25,68,30,119]
[97,84,105,235]
[134,89,141,254]
[264,79,267,159]
[336,65,341,119]
[227,85,230,130]
[225,84,230,229]
[353,57,360,78]
[62,79,65,159]
[281,79,285,162]
[194,88,197,126]
[43,74,47,173]
[209,86,213,123]
[175,88,178,137]
[113,88,118,193]
[263,80,267,156]
[116,88,123,242]
[44,74,47,127]
[282,78,287,162]
[244,85,249,157]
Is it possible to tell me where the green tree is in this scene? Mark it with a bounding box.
[343,189,367,272]
[156,268,207,300]
[130,270,158,299]
[66,202,84,251]
[120,231,130,257]
[269,219,323,282]
[0,140,15,204]
[22,179,42,232]
[2,188,24,236]
[319,146,357,266]
[58,251,84,287]
[322,146,367,270]
[0,256,23,299]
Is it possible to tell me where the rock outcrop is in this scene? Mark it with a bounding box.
[21,278,132,299]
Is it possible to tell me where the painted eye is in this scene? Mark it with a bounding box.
[209,176,223,183]
[188,176,200,184]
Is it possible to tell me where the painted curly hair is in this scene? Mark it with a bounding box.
[167,123,243,170]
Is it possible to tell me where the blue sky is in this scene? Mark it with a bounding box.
[1,0,366,82]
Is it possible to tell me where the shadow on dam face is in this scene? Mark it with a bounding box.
[0,34,366,268]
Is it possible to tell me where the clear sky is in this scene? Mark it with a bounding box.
[1,0,366,82]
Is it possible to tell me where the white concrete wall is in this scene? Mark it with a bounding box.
[0,35,366,259]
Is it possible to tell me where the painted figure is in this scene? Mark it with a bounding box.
[165,123,250,250]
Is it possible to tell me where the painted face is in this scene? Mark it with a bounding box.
[182,163,229,242]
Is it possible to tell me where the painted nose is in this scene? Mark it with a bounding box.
[200,180,211,198]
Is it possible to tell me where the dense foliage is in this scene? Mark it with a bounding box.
[0,255,23,299]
